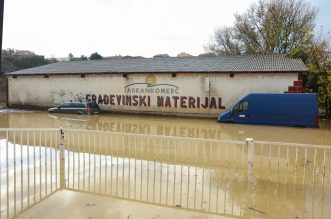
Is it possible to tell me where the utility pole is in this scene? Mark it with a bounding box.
[0,0,4,74]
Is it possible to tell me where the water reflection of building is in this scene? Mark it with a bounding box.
[1,112,330,144]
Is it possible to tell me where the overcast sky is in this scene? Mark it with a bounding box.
[3,0,330,58]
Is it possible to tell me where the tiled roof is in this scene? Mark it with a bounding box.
[6,55,307,75]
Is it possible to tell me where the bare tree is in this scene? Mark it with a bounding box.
[207,0,317,55]
[207,26,241,55]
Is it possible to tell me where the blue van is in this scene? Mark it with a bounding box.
[218,93,319,128]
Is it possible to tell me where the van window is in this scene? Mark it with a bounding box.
[72,103,85,108]
[68,103,78,108]
[232,101,248,114]
[232,104,240,114]
[88,102,99,109]
[240,102,249,111]
[60,103,71,108]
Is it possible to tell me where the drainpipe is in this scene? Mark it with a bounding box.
[204,78,210,119]
[208,82,211,119]
[6,74,8,107]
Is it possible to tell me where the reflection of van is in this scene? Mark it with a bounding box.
[48,113,100,129]
[218,93,319,128]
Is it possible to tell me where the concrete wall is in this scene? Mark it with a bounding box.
[8,72,299,117]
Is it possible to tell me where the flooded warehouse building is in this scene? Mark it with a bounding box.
[6,54,307,117]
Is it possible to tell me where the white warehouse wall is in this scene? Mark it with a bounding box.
[8,72,299,117]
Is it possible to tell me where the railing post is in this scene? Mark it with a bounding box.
[60,128,66,189]
[246,138,254,182]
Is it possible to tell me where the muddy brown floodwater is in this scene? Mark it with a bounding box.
[0,110,331,219]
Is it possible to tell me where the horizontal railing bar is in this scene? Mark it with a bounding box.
[0,128,61,131]
[63,128,246,145]
[66,188,243,219]
[0,127,331,149]
[255,141,331,149]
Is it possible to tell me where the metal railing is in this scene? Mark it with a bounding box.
[0,128,330,218]
[64,129,247,217]
[0,129,60,219]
